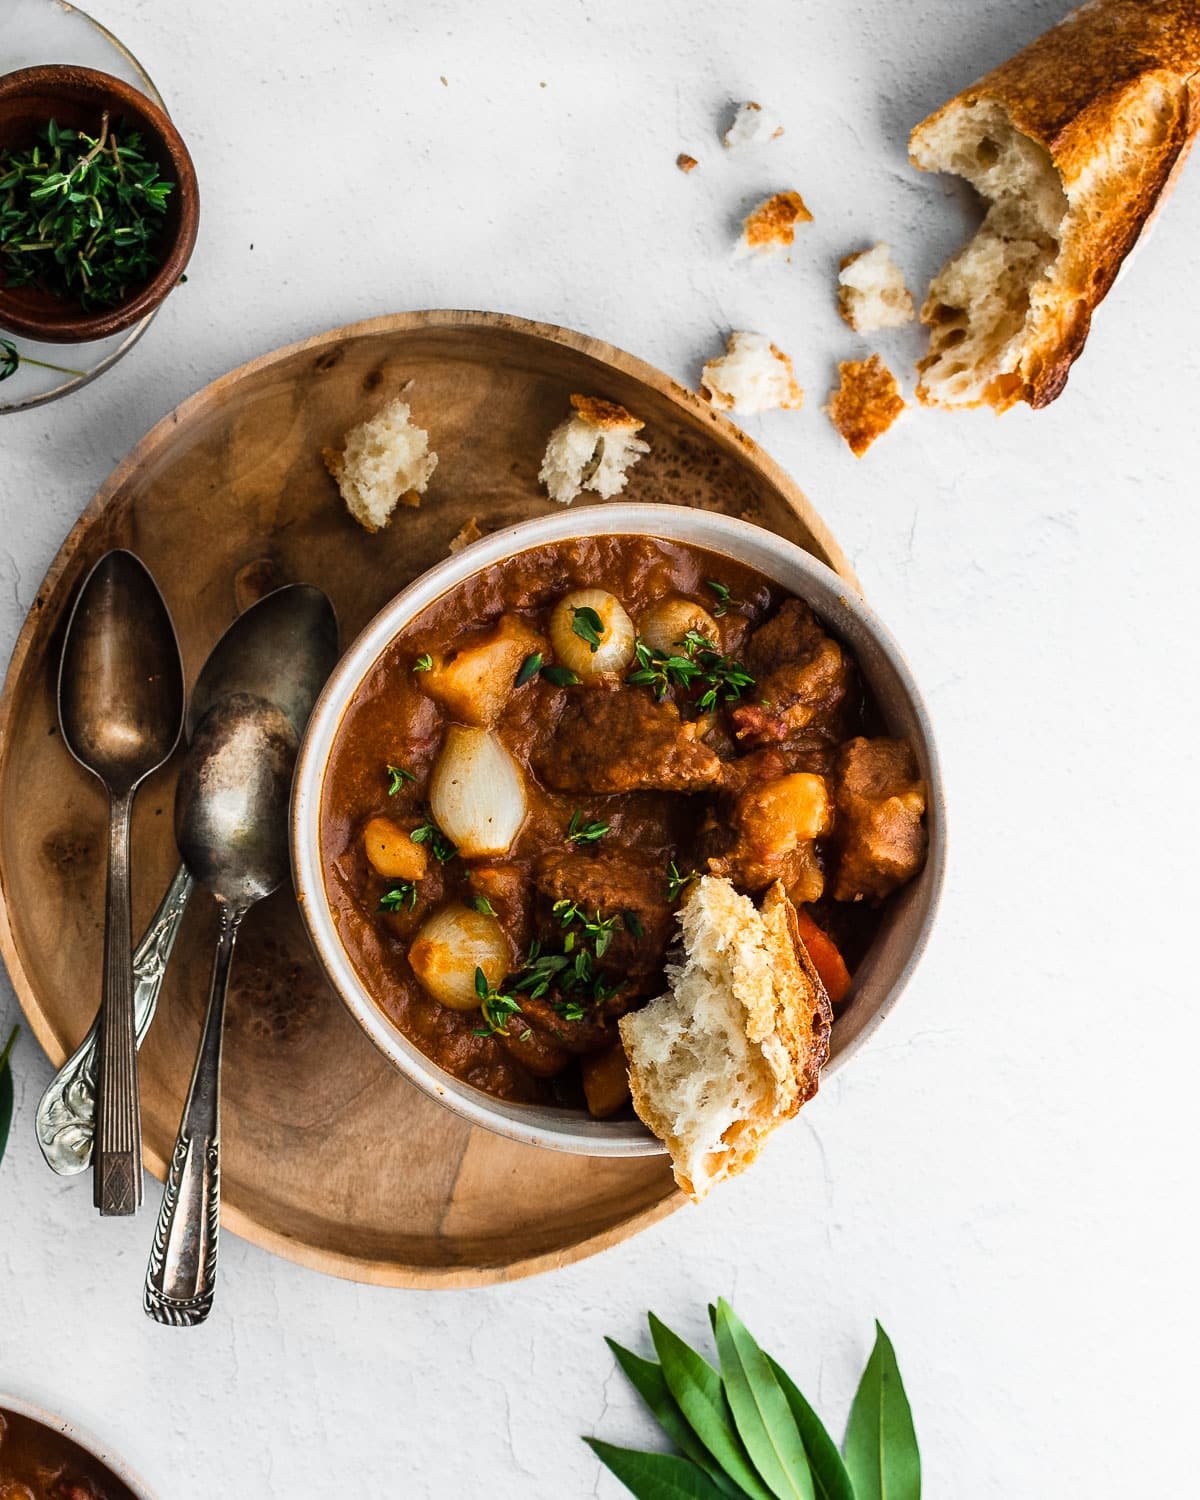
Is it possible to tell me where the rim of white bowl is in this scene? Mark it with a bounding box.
[291,503,946,1157]
[0,1392,157,1498]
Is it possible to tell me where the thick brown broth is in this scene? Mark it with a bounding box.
[321,536,893,1110]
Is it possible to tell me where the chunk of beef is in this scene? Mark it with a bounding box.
[533,846,676,975]
[509,995,621,1055]
[831,737,927,902]
[533,685,722,793]
[706,772,832,896]
[732,600,853,748]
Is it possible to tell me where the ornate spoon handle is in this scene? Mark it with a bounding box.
[144,904,241,1327]
[35,863,195,1176]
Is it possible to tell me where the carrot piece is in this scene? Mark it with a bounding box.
[794,907,853,1004]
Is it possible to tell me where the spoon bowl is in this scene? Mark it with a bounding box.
[58,550,183,792]
[174,693,296,907]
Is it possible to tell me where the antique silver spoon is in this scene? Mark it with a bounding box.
[58,551,185,1216]
[144,693,296,1326]
[36,584,338,1176]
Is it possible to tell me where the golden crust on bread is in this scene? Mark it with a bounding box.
[761,883,832,1116]
[825,355,906,456]
[568,392,644,431]
[619,876,831,1200]
[911,0,1200,410]
[739,190,813,255]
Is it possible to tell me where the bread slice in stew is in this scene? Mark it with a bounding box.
[620,876,832,1200]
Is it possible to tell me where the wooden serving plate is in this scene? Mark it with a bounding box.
[0,311,857,1286]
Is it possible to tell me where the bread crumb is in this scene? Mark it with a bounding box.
[448,516,484,553]
[323,397,438,531]
[826,355,906,456]
[538,393,650,505]
[838,244,915,332]
[736,190,813,260]
[700,331,804,414]
[723,101,784,149]
[676,152,699,173]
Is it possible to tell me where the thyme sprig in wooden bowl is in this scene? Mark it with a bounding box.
[0,65,198,343]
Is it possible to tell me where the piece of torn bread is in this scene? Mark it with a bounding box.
[620,877,832,1200]
[826,355,907,457]
[736,191,813,260]
[700,331,805,414]
[910,0,1200,411]
[323,397,438,531]
[838,244,915,332]
[723,101,784,149]
[538,393,650,505]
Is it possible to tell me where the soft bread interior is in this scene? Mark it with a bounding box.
[912,100,1067,408]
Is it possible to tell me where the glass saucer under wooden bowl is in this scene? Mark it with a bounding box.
[0,311,860,1287]
[0,0,168,415]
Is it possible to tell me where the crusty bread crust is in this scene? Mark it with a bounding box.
[569,392,644,431]
[911,0,1200,410]
[825,355,906,456]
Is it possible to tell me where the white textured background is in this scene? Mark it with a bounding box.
[2,1,1197,1495]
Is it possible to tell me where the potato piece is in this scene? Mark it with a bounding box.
[711,772,833,891]
[548,588,636,679]
[363,816,428,880]
[582,1044,632,1119]
[421,615,545,726]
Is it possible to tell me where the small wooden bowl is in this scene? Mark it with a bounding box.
[0,64,198,344]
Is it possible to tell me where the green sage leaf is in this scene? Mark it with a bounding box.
[607,1340,742,1499]
[649,1313,774,1500]
[714,1300,813,1500]
[764,1356,854,1500]
[584,1439,734,1500]
[0,1024,18,1170]
[843,1323,920,1500]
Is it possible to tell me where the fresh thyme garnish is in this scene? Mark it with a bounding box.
[571,605,605,653]
[0,337,86,384]
[665,862,699,903]
[552,898,620,958]
[625,631,754,711]
[542,664,581,687]
[409,816,457,863]
[622,909,645,940]
[515,651,543,687]
[566,810,610,847]
[386,764,415,795]
[378,882,419,912]
[412,653,434,672]
[704,579,739,617]
[0,114,174,311]
[472,967,524,1037]
[468,892,498,916]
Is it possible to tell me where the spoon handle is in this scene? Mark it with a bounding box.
[35,864,195,1176]
[144,905,242,1327]
[93,792,143,1216]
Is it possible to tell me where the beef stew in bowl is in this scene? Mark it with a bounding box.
[308,511,937,1142]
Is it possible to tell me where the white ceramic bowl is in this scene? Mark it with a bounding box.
[292,504,946,1156]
